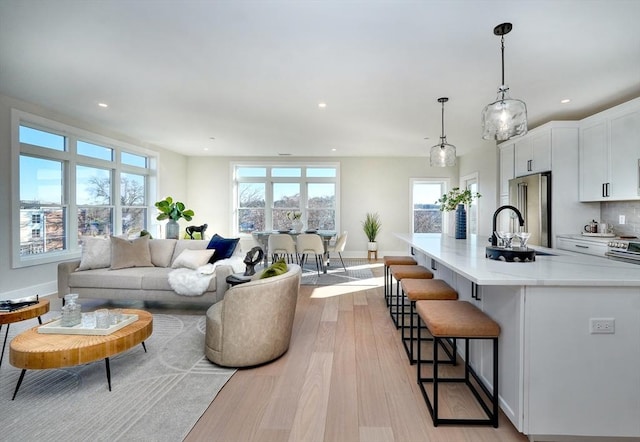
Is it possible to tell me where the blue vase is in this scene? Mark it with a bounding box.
[455,204,467,239]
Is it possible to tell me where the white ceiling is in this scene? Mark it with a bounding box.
[1,0,639,158]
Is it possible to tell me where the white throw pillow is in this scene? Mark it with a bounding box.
[171,249,216,270]
[77,237,111,270]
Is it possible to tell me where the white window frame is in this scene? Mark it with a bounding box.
[231,161,340,236]
[410,178,450,234]
[11,109,158,268]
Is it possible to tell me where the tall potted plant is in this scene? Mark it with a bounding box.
[155,196,195,239]
[362,212,382,251]
[436,187,481,239]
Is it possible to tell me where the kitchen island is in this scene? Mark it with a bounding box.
[395,233,640,442]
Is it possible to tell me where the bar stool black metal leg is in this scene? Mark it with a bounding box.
[0,324,9,367]
[12,369,26,400]
[141,341,147,353]
[105,357,111,391]
[37,316,43,325]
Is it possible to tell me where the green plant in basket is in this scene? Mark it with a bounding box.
[436,188,481,212]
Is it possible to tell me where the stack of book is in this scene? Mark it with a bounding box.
[0,294,39,312]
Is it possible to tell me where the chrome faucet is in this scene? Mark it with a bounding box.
[491,205,525,246]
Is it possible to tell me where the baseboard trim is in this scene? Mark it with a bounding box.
[1,281,57,301]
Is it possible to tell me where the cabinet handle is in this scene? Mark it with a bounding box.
[575,245,589,249]
[431,259,437,271]
[602,183,606,198]
[527,159,532,172]
[471,282,480,301]
[606,182,611,197]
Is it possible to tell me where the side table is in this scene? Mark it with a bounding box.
[226,273,253,287]
[0,298,50,367]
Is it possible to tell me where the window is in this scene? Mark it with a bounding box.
[411,179,448,233]
[12,110,157,268]
[233,163,339,234]
[461,173,480,236]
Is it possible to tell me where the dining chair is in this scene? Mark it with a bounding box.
[327,231,348,272]
[296,233,325,275]
[268,234,297,264]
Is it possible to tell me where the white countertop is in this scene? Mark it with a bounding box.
[395,233,640,287]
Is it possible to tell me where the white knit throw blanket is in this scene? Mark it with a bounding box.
[168,264,216,296]
[167,257,246,296]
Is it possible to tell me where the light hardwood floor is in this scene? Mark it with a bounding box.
[184,262,529,442]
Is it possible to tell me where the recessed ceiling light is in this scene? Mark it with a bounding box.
[98,102,108,108]
[331,148,337,152]
[560,98,571,104]
[203,147,209,151]
[318,102,327,109]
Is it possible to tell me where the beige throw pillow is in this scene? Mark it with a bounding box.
[110,235,153,270]
[77,237,112,270]
[171,249,216,270]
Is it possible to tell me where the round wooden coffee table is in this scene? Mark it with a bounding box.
[0,298,50,368]
[9,308,152,400]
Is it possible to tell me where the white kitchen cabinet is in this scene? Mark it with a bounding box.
[514,130,551,177]
[556,235,608,258]
[579,97,640,201]
[499,122,599,246]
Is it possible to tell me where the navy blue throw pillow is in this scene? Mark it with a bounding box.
[207,234,240,263]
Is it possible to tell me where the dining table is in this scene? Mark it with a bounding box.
[251,230,337,273]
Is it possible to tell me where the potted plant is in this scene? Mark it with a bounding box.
[436,187,481,239]
[155,196,195,239]
[362,212,382,251]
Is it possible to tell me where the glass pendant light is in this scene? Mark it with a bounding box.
[482,22,528,141]
[430,97,456,167]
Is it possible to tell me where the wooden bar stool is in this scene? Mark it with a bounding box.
[383,256,417,307]
[388,265,433,328]
[416,300,501,428]
[400,279,458,364]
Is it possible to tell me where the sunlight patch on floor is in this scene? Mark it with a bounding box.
[309,275,384,298]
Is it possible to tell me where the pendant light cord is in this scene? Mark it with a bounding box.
[501,34,505,86]
[440,100,445,145]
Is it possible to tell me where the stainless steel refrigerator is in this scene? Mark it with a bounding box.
[508,172,551,247]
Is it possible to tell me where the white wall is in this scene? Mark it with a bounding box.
[459,139,500,241]
[185,156,459,258]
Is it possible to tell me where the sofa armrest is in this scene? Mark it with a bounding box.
[57,260,81,298]
[214,264,234,303]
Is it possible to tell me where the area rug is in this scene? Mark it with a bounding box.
[0,312,235,442]
[300,258,377,285]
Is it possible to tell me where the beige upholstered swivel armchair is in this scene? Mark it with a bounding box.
[205,264,302,367]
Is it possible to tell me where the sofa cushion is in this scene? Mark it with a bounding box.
[110,235,154,270]
[260,259,288,279]
[207,234,240,263]
[149,239,177,267]
[172,249,216,269]
[68,267,144,290]
[77,237,111,270]
[171,240,208,266]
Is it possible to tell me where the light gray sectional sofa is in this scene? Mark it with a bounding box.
[58,238,239,305]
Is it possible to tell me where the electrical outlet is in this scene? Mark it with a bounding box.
[590,318,615,334]
[619,215,626,224]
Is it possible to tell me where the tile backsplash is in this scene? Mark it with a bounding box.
[601,201,640,237]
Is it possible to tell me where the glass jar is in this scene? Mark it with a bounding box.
[61,293,82,327]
